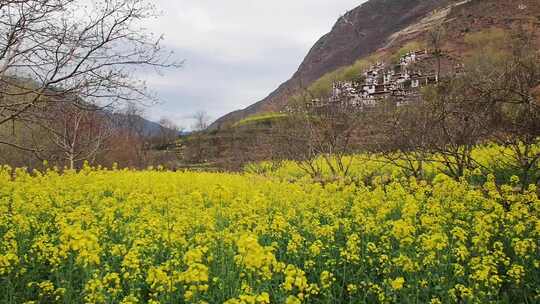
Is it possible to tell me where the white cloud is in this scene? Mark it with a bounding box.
[142,1,367,126]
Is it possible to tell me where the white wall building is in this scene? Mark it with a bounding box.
[310,49,437,110]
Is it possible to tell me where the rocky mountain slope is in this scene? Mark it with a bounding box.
[210,0,540,129]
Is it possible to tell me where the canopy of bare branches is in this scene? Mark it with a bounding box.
[0,0,179,130]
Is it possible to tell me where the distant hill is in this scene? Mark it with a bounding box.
[0,75,174,138]
[110,112,180,137]
[210,0,540,129]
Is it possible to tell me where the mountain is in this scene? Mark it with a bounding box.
[111,113,180,137]
[210,0,540,129]
[137,117,172,137]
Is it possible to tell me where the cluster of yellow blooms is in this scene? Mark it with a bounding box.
[0,164,538,303]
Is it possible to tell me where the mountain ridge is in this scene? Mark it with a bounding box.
[210,0,540,129]
[210,0,456,129]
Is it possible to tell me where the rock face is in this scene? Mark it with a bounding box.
[210,0,540,129]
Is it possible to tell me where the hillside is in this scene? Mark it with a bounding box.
[210,0,540,129]
[0,77,178,169]
[111,113,178,137]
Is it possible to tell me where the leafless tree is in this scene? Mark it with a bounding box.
[423,77,493,179]
[31,102,113,169]
[463,27,540,188]
[114,103,152,167]
[191,110,211,131]
[427,23,446,81]
[367,27,539,184]
[272,89,363,179]
[156,117,180,149]
[365,98,434,179]
[182,111,209,164]
[0,0,180,148]
[272,110,324,178]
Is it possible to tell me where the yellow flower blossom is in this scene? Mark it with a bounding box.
[285,295,301,304]
[320,271,335,289]
[390,277,405,290]
[0,154,538,303]
[507,264,525,284]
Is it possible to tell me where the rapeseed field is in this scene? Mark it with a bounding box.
[0,165,538,303]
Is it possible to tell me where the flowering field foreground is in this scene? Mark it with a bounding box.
[0,168,539,303]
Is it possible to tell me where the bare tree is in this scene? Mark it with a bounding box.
[114,103,152,167]
[272,89,363,180]
[156,117,180,149]
[494,29,540,188]
[272,106,324,179]
[181,111,212,164]
[0,0,180,147]
[423,77,494,179]
[366,98,434,179]
[427,23,446,81]
[31,102,113,169]
[367,27,539,185]
[191,110,211,131]
[463,27,540,188]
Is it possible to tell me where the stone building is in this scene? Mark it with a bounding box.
[310,49,438,110]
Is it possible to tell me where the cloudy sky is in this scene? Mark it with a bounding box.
[143,1,365,128]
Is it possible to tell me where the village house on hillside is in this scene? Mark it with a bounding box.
[306,49,441,110]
